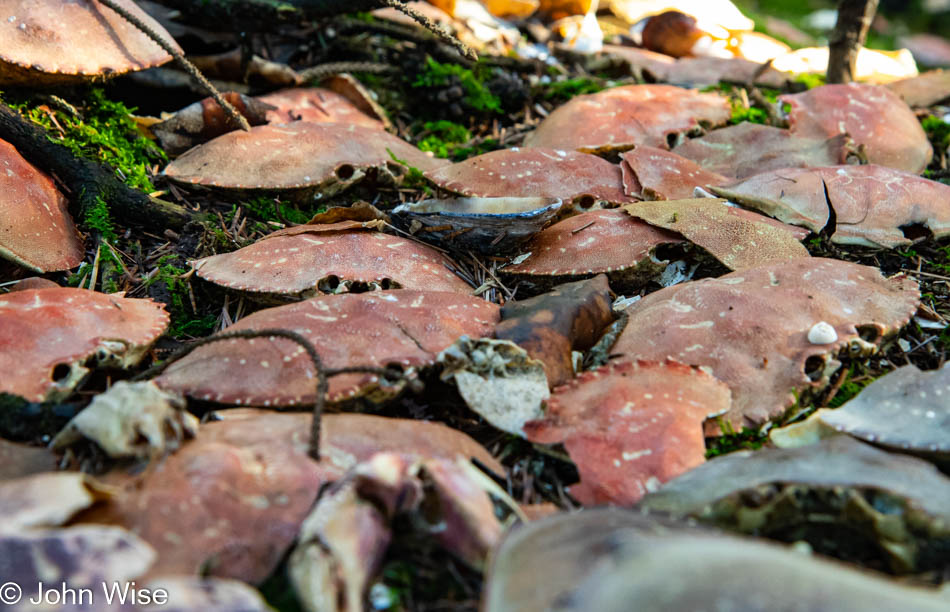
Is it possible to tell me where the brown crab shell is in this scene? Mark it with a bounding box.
[886,70,950,107]
[79,409,501,582]
[0,138,84,272]
[611,258,920,431]
[711,165,950,248]
[524,359,731,506]
[163,122,448,200]
[424,147,634,205]
[672,122,856,180]
[0,0,180,86]
[155,291,499,406]
[257,86,386,130]
[620,146,729,200]
[192,222,472,297]
[623,198,811,271]
[0,288,170,402]
[779,84,932,174]
[523,84,731,154]
[502,209,683,282]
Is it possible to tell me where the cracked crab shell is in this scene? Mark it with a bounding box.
[0,0,180,85]
[0,288,170,402]
[503,209,682,282]
[163,122,448,199]
[711,165,950,248]
[258,85,386,130]
[779,84,932,174]
[611,258,920,430]
[524,359,730,505]
[192,222,472,296]
[620,146,728,200]
[424,147,633,205]
[523,84,731,154]
[0,138,83,272]
[156,291,499,406]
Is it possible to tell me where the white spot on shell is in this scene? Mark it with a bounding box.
[808,321,837,344]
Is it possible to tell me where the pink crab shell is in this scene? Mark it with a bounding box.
[524,359,731,506]
[0,138,84,272]
[0,0,180,85]
[621,146,728,200]
[425,147,634,204]
[0,288,170,401]
[778,84,932,174]
[524,84,731,154]
[156,291,500,406]
[611,258,920,431]
[192,222,472,296]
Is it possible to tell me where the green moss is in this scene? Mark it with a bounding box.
[386,149,432,194]
[922,115,950,154]
[413,57,502,113]
[2,88,166,192]
[144,255,216,338]
[540,77,605,102]
[241,196,323,225]
[83,195,117,242]
[706,424,767,458]
[793,72,825,90]
[416,120,472,158]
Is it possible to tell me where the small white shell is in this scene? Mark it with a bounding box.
[808,321,838,345]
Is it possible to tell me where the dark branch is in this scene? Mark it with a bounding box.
[827,0,880,84]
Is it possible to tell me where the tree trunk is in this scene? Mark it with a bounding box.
[827,0,880,84]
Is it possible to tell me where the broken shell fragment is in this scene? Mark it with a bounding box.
[0,0,180,86]
[495,274,615,388]
[637,436,950,573]
[289,453,503,612]
[611,258,919,430]
[524,359,731,505]
[0,138,84,272]
[779,84,932,174]
[164,122,448,200]
[192,222,473,297]
[0,288,170,402]
[439,337,550,436]
[392,197,563,254]
[524,84,731,154]
[620,146,728,200]
[424,147,633,205]
[502,209,683,286]
[887,70,950,108]
[711,165,950,248]
[156,291,499,406]
[50,380,196,460]
[807,321,838,345]
[623,198,810,271]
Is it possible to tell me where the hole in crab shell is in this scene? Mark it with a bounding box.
[318,275,341,292]
[335,164,356,180]
[51,363,72,382]
[804,355,826,382]
[899,222,932,242]
[856,325,881,345]
[576,194,596,209]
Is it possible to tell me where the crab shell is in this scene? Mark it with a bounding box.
[0,288,170,402]
[523,84,731,154]
[0,0,180,86]
[163,122,448,201]
[611,258,920,431]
